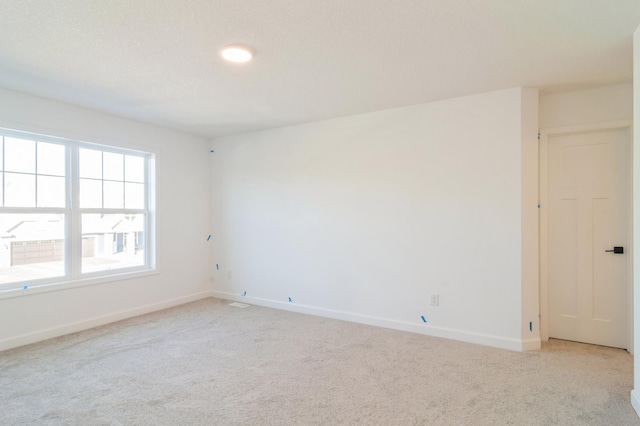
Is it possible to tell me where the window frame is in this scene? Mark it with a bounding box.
[0,128,155,294]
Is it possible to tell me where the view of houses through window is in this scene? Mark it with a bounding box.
[0,213,65,283]
[81,213,145,274]
[0,132,152,289]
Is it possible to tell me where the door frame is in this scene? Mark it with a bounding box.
[539,120,633,351]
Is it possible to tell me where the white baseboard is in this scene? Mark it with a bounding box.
[212,291,540,352]
[520,338,542,351]
[631,390,640,418]
[0,290,214,352]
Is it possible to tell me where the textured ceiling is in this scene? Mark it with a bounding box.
[0,1,639,139]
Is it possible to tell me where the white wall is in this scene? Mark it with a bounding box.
[539,83,632,129]
[521,89,540,344]
[631,26,640,419]
[211,87,539,351]
[0,88,212,351]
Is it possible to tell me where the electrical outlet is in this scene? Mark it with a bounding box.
[430,293,439,307]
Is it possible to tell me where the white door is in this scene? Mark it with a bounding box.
[547,128,628,349]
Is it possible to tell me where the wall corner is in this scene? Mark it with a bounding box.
[521,87,540,343]
[631,25,640,417]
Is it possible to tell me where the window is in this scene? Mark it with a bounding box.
[0,129,154,292]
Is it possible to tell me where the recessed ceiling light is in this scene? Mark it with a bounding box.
[221,46,253,63]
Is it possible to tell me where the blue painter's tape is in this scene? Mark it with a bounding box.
[23,285,28,290]
[537,204,541,209]
[242,291,247,296]
[288,297,292,302]
[529,321,533,332]
[207,235,211,241]
[216,264,219,270]
[210,150,215,153]
[421,316,427,323]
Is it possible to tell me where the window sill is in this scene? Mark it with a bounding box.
[0,268,159,300]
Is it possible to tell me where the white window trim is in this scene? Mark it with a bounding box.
[0,128,156,295]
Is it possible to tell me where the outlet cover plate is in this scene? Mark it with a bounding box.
[430,294,439,306]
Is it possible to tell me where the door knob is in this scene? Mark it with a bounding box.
[605,247,624,254]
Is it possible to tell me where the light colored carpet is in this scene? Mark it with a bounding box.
[1,298,638,425]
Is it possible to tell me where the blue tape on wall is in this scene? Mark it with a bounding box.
[23,285,28,290]
[207,235,211,241]
[421,316,427,323]
[529,321,533,332]
[242,291,247,296]
[288,297,292,302]
[216,264,219,270]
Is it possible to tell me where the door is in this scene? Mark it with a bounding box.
[547,128,628,348]
[114,233,124,253]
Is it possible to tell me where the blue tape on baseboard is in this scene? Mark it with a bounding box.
[288,297,292,302]
[23,285,28,290]
[421,316,427,323]
[529,321,533,332]
[242,291,246,296]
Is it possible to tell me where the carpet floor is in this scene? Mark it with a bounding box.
[1,298,638,425]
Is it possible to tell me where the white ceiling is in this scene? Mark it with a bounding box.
[0,1,639,139]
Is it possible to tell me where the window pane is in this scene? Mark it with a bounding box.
[82,214,144,273]
[0,213,65,284]
[79,149,102,179]
[5,173,35,207]
[37,142,65,176]
[37,176,65,208]
[103,152,123,181]
[80,179,102,208]
[125,183,144,209]
[103,181,124,208]
[5,137,35,173]
[125,155,145,183]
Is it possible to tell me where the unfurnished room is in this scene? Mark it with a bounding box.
[1,1,640,425]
